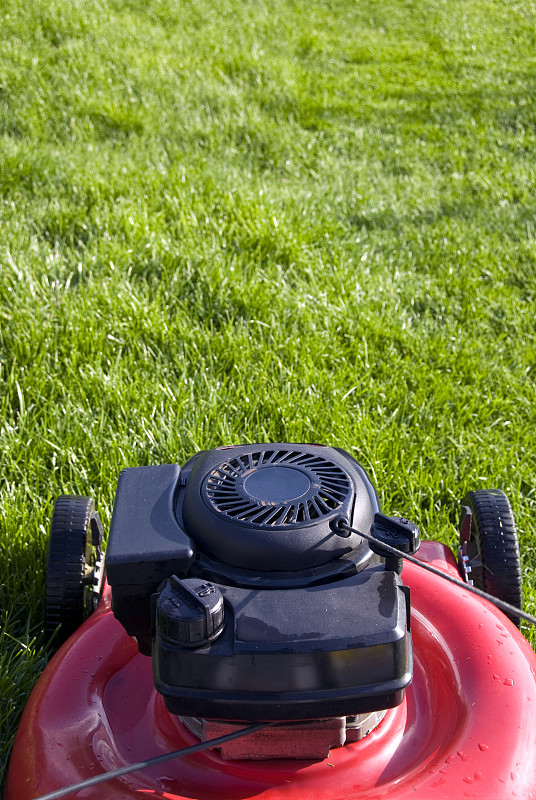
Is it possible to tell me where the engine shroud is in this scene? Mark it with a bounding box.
[106,443,413,722]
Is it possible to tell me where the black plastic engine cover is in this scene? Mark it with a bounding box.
[105,443,414,719]
[105,464,195,651]
[154,569,411,720]
[181,444,377,571]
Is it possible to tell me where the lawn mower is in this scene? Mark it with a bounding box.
[5,443,536,799]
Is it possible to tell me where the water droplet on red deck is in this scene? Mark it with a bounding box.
[504,678,514,687]
[478,743,489,752]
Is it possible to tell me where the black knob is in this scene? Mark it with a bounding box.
[156,576,224,647]
[369,514,420,555]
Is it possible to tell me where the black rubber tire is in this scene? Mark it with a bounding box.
[461,489,522,628]
[45,495,100,642]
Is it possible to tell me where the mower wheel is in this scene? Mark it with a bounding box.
[45,495,104,643]
[459,489,522,628]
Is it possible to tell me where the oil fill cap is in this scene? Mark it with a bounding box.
[156,576,224,648]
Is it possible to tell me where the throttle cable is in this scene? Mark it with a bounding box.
[30,722,273,800]
[339,520,536,627]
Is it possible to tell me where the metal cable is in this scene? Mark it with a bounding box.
[30,722,273,800]
[340,521,536,627]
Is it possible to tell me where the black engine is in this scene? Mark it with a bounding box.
[106,443,418,734]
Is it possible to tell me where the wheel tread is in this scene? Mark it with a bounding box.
[462,489,522,627]
[45,495,95,641]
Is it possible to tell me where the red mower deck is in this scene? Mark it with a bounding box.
[7,543,536,800]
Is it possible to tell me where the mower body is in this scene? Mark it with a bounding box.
[6,444,536,799]
[6,543,536,800]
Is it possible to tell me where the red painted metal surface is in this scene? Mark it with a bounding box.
[6,542,536,800]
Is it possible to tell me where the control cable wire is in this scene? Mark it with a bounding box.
[30,722,273,800]
[29,526,536,800]
[339,521,536,627]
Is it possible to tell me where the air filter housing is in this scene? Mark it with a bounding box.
[106,443,415,722]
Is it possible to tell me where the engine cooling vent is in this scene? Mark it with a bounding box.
[202,448,351,528]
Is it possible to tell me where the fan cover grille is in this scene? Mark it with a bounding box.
[203,448,351,527]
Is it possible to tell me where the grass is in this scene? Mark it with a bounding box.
[1,0,536,789]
